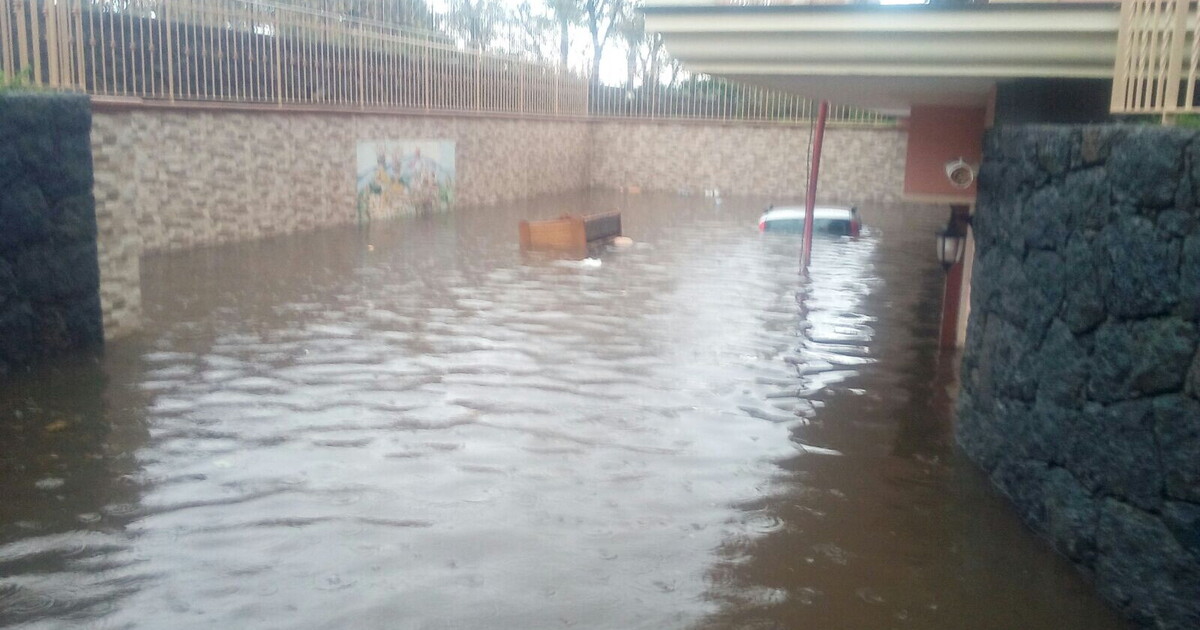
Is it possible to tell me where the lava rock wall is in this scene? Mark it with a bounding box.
[0,93,102,376]
[959,125,1200,629]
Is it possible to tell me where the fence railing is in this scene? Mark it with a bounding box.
[587,80,888,125]
[1,0,892,126]
[1111,0,1200,114]
[1,0,590,114]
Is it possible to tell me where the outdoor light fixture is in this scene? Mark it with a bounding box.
[936,224,967,271]
[944,158,977,189]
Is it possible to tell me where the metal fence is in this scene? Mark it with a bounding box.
[1,0,589,114]
[589,80,887,125]
[1,0,891,125]
[1111,0,1200,114]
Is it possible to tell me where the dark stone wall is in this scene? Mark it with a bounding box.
[959,125,1200,630]
[0,94,102,377]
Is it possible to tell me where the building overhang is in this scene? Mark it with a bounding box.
[643,2,1121,114]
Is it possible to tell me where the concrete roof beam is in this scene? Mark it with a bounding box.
[643,3,1122,109]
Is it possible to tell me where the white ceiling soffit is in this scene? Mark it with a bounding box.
[642,3,1121,111]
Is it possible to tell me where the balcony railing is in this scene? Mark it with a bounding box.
[1111,0,1200,114]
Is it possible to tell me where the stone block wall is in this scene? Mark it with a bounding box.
[92,111,141,340]
[0,94,103,375]
[958,125,1200,629]
[92,108,594,255]
[590,121,907,201]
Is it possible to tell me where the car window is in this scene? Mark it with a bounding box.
[762,218,806,233]
[763,217,851,235]
[815,218,850,235]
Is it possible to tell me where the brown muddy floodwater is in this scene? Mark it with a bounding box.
[1,192,1128,630]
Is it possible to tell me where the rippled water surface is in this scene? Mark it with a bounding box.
[1,192,1128,629]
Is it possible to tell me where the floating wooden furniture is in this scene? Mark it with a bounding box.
[519,211,622,258]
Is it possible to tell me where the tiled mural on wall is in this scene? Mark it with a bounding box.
[355,139,456,221]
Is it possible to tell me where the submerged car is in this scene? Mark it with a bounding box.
[757,205,862,237]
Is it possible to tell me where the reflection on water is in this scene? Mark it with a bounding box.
[0,192,1127,629]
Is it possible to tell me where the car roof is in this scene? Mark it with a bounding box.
[760,206,856,220]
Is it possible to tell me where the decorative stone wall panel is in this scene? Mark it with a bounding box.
[92,111,141,339]
[959,124,1200,630]
[92,109,594,255]
[589,121,907,201]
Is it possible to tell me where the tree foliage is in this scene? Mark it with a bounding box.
[448,0,507,50]
[267,0,676,87]
[268,0,439,31]
[0,69,37,94]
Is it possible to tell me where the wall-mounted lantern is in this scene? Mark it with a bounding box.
[936,204,973,271]
[936,226,967,271]
[936,205,973,352]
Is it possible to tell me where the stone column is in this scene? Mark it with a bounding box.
[91,109,142,340]
[958,124,1200,630]
[0,93,104,374]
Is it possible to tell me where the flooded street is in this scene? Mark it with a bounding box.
[1,192,1127,629]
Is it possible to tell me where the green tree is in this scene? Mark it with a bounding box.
[617,7,643,88]
[510,1,556,63]
[613,2,669,89]
[582,0,625,84]
[547,0,581,69]
[271,0,439,31]
[449,0,506,50]
[0,69,37,94]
